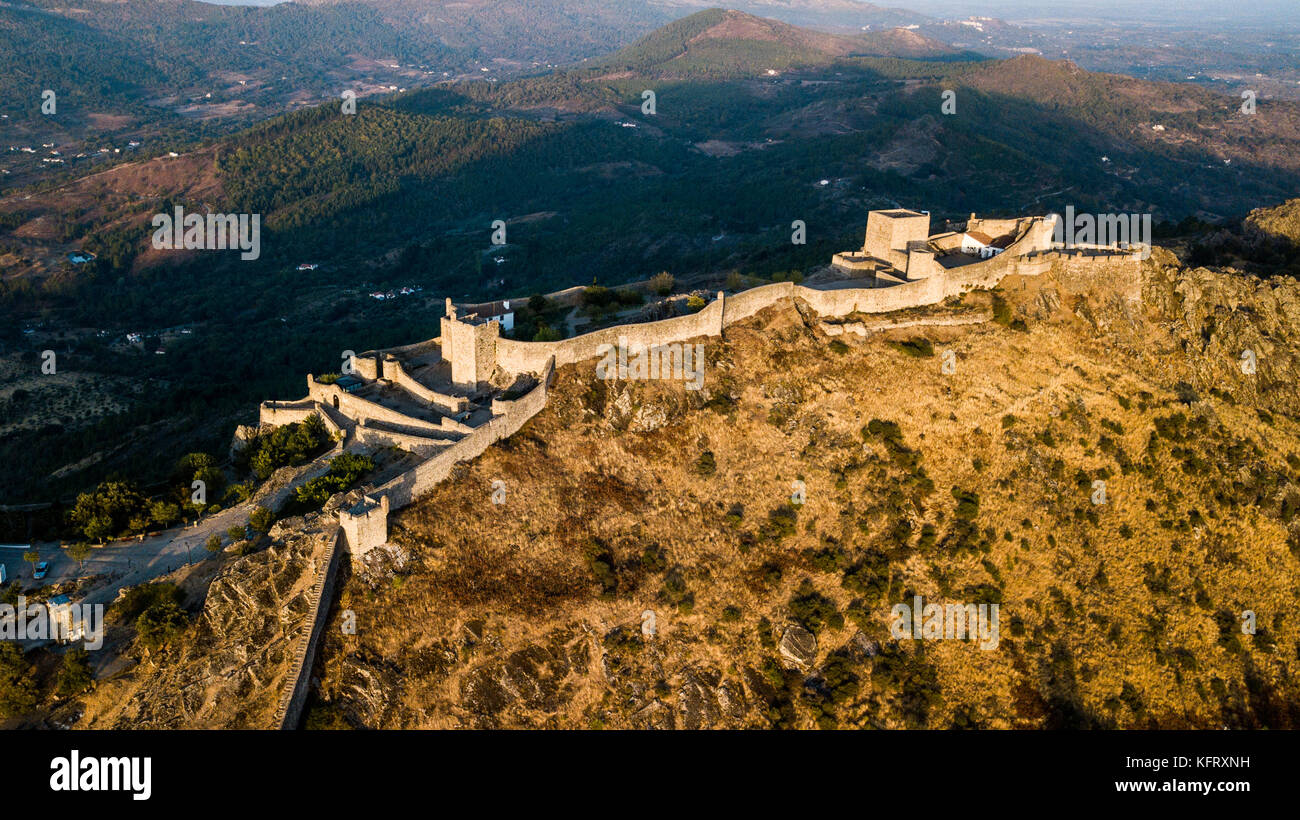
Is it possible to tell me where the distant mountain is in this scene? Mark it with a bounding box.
[597,8,962,77]
[856,25,966,59]
[0,0,677,126]
[650,0,932,29]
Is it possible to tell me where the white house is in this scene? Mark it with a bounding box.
[960,231,1009,259]
[459,299,515,332]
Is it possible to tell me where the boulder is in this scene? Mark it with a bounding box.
[779,624,817,667]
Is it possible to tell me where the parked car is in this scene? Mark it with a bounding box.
[33,561,49,580]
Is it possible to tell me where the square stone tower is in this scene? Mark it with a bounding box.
[339,494,389,564]
[863,209,930,274]
[441,298,499,390]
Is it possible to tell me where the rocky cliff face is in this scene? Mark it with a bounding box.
[1245,197,1300,244]
[1145,249,1300,416]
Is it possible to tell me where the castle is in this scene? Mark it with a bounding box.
[831,209,1059,285]
[257,209,1140,564]
[260,207,1143,728]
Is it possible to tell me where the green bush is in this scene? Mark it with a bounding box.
[951,487,981,521]
[286,452,376,513]
[886,337,934,358]
[584,540,618,599]
[242,415,331,481]
[663,568,693,614]
[113,582,183,625]
[761,505,799,540]
[249,506,275,533]
[695,450,717,476]
[56,648,94,697]
[136,599,189,651]
[0,644,37,716]
[788,578,842,634]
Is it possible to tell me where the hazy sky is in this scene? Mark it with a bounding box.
[192,0,1300,29]
[889,0,1300,27]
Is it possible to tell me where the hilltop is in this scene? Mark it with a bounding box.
[597,8,966,77]
[300,252,1300,729]
[31,247,1300,730]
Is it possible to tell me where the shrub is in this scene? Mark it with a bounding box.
[686,295,707,312]
[249,506,275,533]
[0,643,37,716]
[640,545,667,574]
[287,453,376,513]
[113,582,183,625]
[695,450,717,476]
[241,415,331,480]
[136,599,188,651]
[788,578,842,634]
[56,648,94,696]
[761,505,799,540]
[650,272,674,295]
[663,568,694,614]
[887,337,934,358]
[992,293,1014,326]
[584,540,618,599]
[581,285,615,307]
[951,487,981,521]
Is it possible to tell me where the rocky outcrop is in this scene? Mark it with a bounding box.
[76,517,337,729]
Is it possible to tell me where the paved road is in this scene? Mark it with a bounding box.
[2,448,345,607]
[1,500,253,606]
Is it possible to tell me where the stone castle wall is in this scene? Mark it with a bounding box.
[495,298,725,376]
[274,527,342,730]
[383,358,468,414]
[373,357,554,508]
[259,399,318,427]
[305,376,444,434]
[355,423,455,457]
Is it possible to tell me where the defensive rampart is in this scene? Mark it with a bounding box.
[273,526,342,730]
[373,357,554,509]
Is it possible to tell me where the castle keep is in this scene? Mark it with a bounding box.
[831,209,1060,284]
